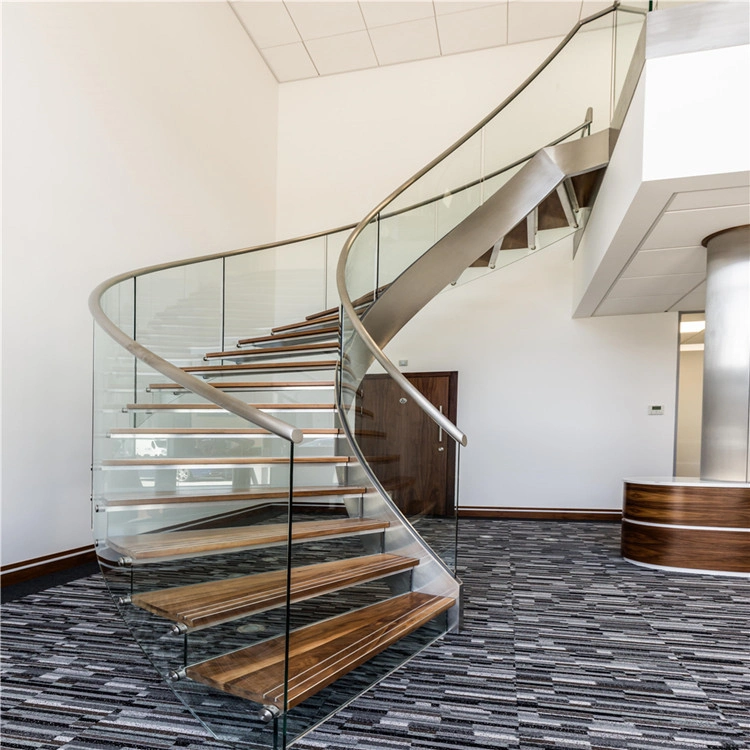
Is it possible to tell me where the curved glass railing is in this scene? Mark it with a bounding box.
[336,4,648,560]
[91,226,461,748]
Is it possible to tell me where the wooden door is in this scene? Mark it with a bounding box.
[356,372,458,517]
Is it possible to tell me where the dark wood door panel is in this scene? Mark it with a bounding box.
[357,372,457,517]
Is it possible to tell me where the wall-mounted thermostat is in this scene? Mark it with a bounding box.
[648,405,664,415]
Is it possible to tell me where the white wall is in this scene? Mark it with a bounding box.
[276,35,564,238]
[1,2,279,567]
[387,239,678,510]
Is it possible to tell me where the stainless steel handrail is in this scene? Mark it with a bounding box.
[336,3,641,448]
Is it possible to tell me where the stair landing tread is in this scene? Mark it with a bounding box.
[132,553,418,631]
[108,518,389,562]
[185,591,453,709]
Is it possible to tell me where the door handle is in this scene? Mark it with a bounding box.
[438,405,443,443]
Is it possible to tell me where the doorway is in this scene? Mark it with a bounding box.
[356,371,458,517]
[675,312,704,477]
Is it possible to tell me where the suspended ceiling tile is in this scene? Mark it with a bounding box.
[285,2,366,40]
[641,204,750,250]
[437,4,508,55]
[595,294,684,316]
[359,1,435,28]
[305,30,378,76]
[369,18,441,66]
[669,281,706,312]
[608,272,706,299]
[231,2,300,49]
[508,0,582,44]
[622,245,707,278]
[261,42,318,82]
[434,2,501,15]
[669,185,750,211]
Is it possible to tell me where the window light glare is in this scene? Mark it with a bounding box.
[680,321,705,334]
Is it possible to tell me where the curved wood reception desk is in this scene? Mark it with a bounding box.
[622,478,750,575]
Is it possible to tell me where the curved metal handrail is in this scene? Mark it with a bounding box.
[336,2,642,448]
[88,228,354,445]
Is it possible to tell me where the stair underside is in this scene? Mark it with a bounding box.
[108,518,389,563]
[132,553,418,631]
[101,485,367,508]
[185,591,453,709]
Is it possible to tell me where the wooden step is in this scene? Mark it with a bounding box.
[124,402,337,412]
[102,456,357,468]
[272,313,339,334]
[237,326,339,347]
[123,402,372,418]
[203,342,338,361]
[185,592,453,709]
[148,381,335,393]
[308,286,390,321]
[132,553,418,631]
[100,485,367,508]
[183,360,338,376]
[108,517,389,564]
[109,427,343,438]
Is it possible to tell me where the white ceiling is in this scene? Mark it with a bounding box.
[229,1,617,82]
[594,185,750,317]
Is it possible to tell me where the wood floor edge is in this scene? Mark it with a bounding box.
[458,507,621,521]
[1,545,97,586]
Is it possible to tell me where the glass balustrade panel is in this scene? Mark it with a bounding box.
[224,238,328,348]
[343,218,379,307]
[134,260,223,407]
[613,8,648,125]
[482,13,615,182]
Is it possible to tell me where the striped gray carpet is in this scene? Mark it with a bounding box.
[2,520,748,749]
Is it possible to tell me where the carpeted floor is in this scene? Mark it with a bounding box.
[1,520,748,750]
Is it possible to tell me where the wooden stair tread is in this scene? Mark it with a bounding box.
[108,518,389,563]
[103,456,357,467]
[124,402,337,411]
[101,485,368,508]
[185,591,453,709]
[272,313,339,334]
[109,427,342,437]
[308,286,390,320]
[183,360,338,375]
[132,554,418,631]
[204,342,337,360]
[237,326,339,346]
[148,381,335,391]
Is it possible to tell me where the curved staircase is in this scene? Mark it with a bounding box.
[90,5,647,747]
